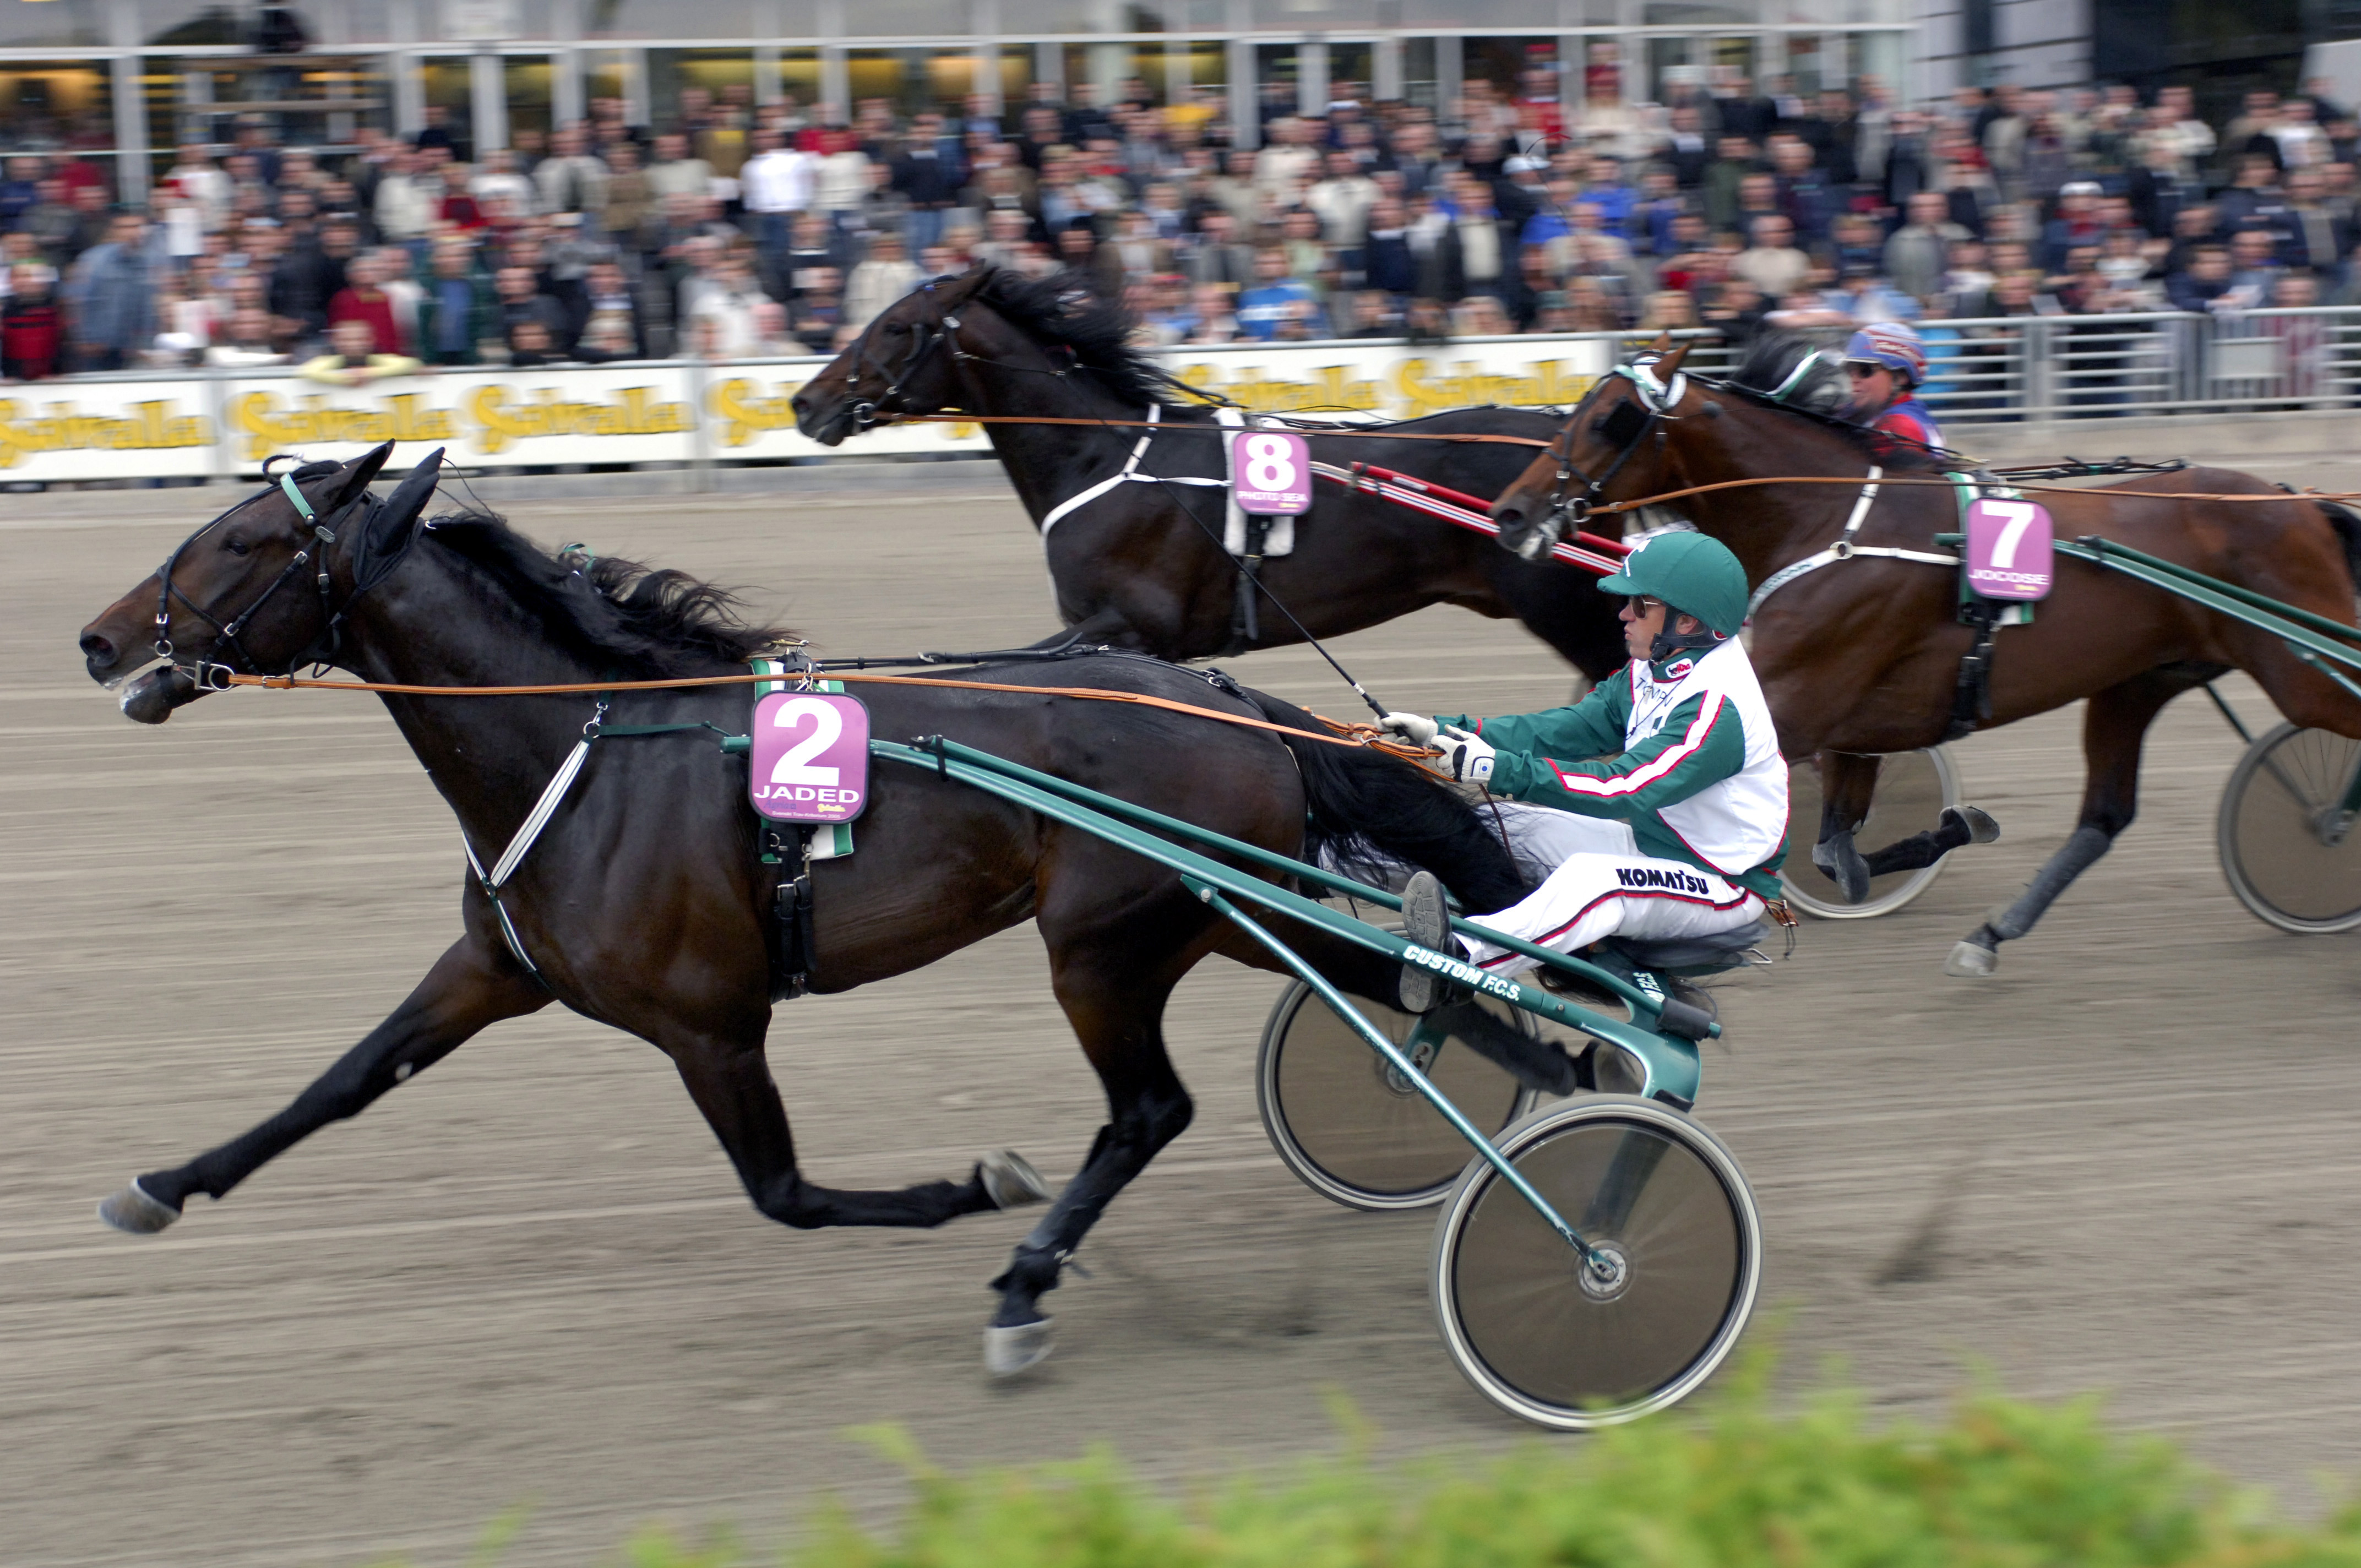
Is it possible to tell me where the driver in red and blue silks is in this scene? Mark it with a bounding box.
[1842,321,1945,449]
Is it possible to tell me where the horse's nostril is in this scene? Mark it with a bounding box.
[1496,505,1525,532]
[80,631,115,664]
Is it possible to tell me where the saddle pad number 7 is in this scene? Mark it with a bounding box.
[750,692,872,823]
[1965,498,2054,601]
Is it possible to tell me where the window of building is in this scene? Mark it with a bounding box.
[773,48,821,110]
[0,59,112,154]
[650,46,754,118]
[150,56,389,153]
[506,55,553,139]
[1400,34,1436,107]
[418,55,474,146]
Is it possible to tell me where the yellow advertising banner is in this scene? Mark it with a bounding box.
[0,336,1616,481]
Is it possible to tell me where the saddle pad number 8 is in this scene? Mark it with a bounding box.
[750,692,872,823]
[1965,498,2054,601]
[1232,431,1313,515]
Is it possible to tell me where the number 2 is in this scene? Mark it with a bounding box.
[1985,501,2039,569]
[770,697,842,785]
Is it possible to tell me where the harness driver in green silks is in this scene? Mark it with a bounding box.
[1372,531,1791,1091]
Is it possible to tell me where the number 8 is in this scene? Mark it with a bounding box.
[1244,433,1294,493]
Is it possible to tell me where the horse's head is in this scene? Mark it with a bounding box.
[791,262,991,446]
[77,442,444,723]
[1493,337,1696,562]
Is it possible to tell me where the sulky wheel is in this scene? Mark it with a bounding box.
[1256,980,1541,1212]
[2218,723,2361,934]
[1781,747,1962,920]
[1430,1096,1761,1430]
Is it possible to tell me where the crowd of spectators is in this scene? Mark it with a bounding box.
[7,63,2361,383]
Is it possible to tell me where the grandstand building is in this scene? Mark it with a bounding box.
[1,0,1915,197]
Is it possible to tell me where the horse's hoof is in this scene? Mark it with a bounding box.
[980,1150,1050,1210]
[984,1317,1055,1376]
[1812,838,1870,904]
[97,1179,179,1235]
[1946,805,2002,845]
[1944,940,1999,978]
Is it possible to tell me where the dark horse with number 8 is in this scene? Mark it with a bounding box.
[74,443,1532,1374]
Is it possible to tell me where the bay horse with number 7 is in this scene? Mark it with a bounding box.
[74,442,1533,1375]
[1490,334,2361,974]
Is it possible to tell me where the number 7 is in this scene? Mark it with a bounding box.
[1985,501,2038,569]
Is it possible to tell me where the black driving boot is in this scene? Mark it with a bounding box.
[1397,871,1455,1014]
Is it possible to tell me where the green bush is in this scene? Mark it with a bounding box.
[475,1355,2361,1567]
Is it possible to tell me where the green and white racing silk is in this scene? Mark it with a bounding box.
[1437,638,1791,899]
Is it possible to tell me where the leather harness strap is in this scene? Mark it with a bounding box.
[200,666,1437,759]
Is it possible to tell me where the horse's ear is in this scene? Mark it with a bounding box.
[367,447,444,554]
[1647,331,1673,353]
[1657,337,1695,378]
[320,440,395,517]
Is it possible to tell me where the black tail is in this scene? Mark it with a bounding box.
[2319,499,2361,601]
[1241,690,1532,915]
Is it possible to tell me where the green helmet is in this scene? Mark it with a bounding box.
[1597,530,1749,637]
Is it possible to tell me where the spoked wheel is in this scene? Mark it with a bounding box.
[1432,1097,1761,1429]
[1257,980,1541,1212]
[1780,747,1962,920]
[2218,723,2361,934]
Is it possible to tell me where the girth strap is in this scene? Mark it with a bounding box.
[1945,600,2001,742]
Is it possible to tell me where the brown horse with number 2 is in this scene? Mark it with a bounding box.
[1489,333,2361,976]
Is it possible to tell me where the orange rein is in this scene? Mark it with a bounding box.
[875,412,2361,508]
[202,667,1437,760]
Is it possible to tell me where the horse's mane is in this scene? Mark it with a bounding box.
[972,266,1202,410]
[420,504,796,676]
[1721,331,1956,473]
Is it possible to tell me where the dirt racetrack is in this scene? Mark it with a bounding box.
[7,467,2361,1566]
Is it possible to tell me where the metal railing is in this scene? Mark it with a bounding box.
[1640,308,2361,424]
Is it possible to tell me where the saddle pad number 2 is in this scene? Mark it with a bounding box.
[750,692,872,823]
[1965,498,2054,601]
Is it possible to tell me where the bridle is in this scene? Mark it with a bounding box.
[1524,353,1688,558]
[838,279,1078,433]
[152,459,418,691]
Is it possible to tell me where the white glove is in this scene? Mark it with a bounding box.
[1435,725,1496,784]
[1378,711,1439,746]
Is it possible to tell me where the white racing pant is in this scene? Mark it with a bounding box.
[1453,803,1764,977]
